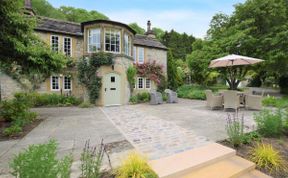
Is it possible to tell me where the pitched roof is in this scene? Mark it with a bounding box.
[134,35,167,50]
[35,16,83,36]
[34,17,167,50]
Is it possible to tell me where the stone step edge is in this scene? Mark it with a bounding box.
[149,143,236,178]
[182,156,255,178]
[239,170,272,178]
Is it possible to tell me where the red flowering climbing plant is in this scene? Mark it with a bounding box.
[135,61,165,84]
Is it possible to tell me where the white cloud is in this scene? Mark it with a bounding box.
[103,9,214,38]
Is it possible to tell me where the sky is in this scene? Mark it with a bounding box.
[47,0,246,38]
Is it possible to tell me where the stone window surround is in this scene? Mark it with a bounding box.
[63,37,72,57]
[87,28,101,53]
[84,24,134,56]
[63,76,72,91]
[50,35,59,52]
[137,77,151,90]
[50,76,60,91]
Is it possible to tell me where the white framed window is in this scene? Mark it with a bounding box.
[133,47,137,63]
[63,76,72,91]
[124,34,131,56]
[137,77,144,89]
[138,47,144,64]
[51,35,59,52]
[88,28,101,53]
[105,28,120,53]
[50,76,60,91]
[63,37,72,56]
[145,78,151,89]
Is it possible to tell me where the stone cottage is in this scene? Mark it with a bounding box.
[0,0,167,106]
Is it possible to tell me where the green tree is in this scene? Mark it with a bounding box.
[31,0,108,22]
[129,23,145,34]
[161,30,196,60]
[167,50,182,90]
[126,66,137,94]
[0,0,67,89]
[59,6,108,22]
[152,27,165,40]
[212,0,288,90]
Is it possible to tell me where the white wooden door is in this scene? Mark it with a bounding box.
[103,73,121,106]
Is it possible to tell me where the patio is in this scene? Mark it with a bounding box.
[0,99,260,176]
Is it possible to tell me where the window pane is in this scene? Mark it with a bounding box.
[133,47,137,63]
[51,36,59,52]
[64,37,71,56]
[88,29,101,52]
[138,78,143,89]
[64,76,72,90]
[138,47,144,64]
[51,76,59,90]
[146,79,151,89]
[105,29,120,53]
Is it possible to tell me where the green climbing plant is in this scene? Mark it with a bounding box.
[126,66,137,94]
[77,52,113,103]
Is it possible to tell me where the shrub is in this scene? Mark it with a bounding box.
[226,114,245,147]
[250,143,287,173]
[0,96,37,124]
[254,109,284,137]
[14,92,82,107]
[80,140,108,178]
[79,101,93,108]
[129,92,150,104]
[137,92,150,103]
[10,140,72,178]
[129,96,138,104]
[3,124,22,136]
[177,85,206,100]
[116,152,157,178]
[241,131,261,145]
[262,96,288,108]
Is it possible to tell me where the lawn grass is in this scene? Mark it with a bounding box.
[177,84,228,100]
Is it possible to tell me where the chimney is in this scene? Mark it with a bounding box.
[23,0,35,16]
[145,20,156,39]
[24,0,32,9]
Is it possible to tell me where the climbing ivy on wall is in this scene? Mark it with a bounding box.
[77,52,113,102]
[136,61,165,85]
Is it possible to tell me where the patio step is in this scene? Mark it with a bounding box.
[182,156,255,178]
[239,170,272,178]
[149,143,270,178]
[149,143,236,178]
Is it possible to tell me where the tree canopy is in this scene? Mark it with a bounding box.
[128,23,146,34]
[31,0,108,22]
[0,0,68,89]
[187,0,288,91]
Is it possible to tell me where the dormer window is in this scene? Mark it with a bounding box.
[124,34,131,56]
[105,29,120,53]
[88,28,101,53]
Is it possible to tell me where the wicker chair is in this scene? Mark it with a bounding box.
[205,90,223,110]
[223,90,241,111]
[245,94,263,110]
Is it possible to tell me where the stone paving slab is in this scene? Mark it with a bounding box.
[101,106,211,160]
[0,107,130,176]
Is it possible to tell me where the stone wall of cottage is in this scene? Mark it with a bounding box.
[0,72,25,100]
[145,47,167,76]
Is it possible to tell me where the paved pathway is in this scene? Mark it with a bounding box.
[0,107,131,176]
[101,106,211,160]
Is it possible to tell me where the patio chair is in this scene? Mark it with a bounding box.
[205,90,223,110]
[223,90,241,111]
[164,89,178,103]
[150,90,163,105]
[245,94,263,110]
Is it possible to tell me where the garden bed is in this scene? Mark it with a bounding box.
[219,135,288,178]
[0,117,45,141]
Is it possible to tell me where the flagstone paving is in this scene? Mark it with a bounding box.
[101,106,211,160]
